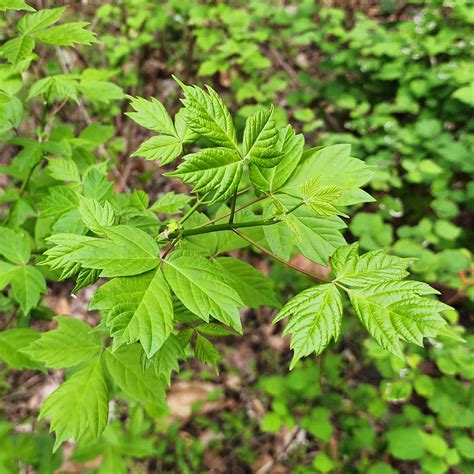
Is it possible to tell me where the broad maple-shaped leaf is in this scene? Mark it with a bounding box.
[274,283,342,368]
[163,251,244,333]
[166,148,243,203]
[23,316,102,368]
[40,356,109,451]
[90,268,173,357]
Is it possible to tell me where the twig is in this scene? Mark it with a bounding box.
[233,229,330,283]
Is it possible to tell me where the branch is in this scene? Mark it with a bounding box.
[168,218,278,239]
[232,229,330,283]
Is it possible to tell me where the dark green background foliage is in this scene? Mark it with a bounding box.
[0,0,473,473]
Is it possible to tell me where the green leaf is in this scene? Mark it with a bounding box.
[0,0,35,11]
[274,284,342,368]
[163,251,243,333]
[0,226,31,264]
[90,269,173,357]
[41,185,78,219]
[178,81,237,149]
[194,334,221,372]
[34,22,99,46]
[78,79,124,104]
[42,233,94,280]
[166,148,243,203]
[215,257,280,308]
[0,328,41,369]
[348,281,449,358]
[144,334,184,385]
[279,195,347,265]
[0,35,35,65]
[23,317,102,368]
[150,192,191,215]
[126,96,176,135]
[131,135,182,164]
[11,265,47,314]
[332,243,412,287]
[105,345,166,414]
[452,84,474,106]
[301,179,346,217]
[69,225,160,277]
[335,244,450,357]
[250,125,304,192]
[47,157,80,182]
[196,323,237,337]
[17,7,65,34]
[174,108,198,143]
[40,356,109,451]
[28,75,79,103]
[282,144,374,206]
[78,196,115,236]
[0,261,16,289]
[263,220,294,261]
[242,106,281,167]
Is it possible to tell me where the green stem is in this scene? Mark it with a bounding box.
[179,198,201,225]
[286,201,305,214]
[197,195,267,228]
[228,190,238,224]
[232,229,330,283]
[169,218,278,239]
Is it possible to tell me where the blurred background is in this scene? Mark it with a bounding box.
[1,1,473,473]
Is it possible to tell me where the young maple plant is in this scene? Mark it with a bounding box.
[2,73,453,449]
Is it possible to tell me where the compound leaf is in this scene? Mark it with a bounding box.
[333,244,451,357]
